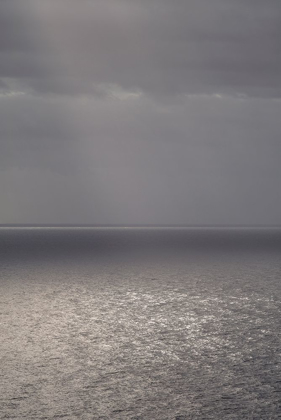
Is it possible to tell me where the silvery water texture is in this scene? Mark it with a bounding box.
[1,228,281,419]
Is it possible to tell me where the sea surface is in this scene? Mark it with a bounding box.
[0,227,281,419]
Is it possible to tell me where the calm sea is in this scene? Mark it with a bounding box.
[0,227,281,419]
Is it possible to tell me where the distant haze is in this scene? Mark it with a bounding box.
[0,0,280,225]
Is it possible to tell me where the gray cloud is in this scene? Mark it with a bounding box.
[0,0,280,98]
[0,1,281,224]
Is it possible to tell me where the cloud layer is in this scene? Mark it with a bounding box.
[0,0,281,224]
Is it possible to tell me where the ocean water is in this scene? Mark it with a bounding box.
[0,227,281,419]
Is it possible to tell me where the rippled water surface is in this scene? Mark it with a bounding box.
[1,228,281,419]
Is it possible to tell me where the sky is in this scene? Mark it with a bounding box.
[0,0,280,225]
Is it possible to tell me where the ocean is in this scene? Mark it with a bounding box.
[0,227,281,419]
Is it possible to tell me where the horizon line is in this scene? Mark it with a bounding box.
[1,224,281,229]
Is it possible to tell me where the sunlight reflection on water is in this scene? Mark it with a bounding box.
[1,229,281,419]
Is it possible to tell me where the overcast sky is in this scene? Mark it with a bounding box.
[0,0,280,225]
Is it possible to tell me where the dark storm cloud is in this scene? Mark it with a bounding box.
[0,1,32,52]
[0,0,280,97]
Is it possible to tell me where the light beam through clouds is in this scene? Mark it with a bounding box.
[0,0,281,225]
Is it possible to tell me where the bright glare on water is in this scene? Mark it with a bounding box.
[0,228,281,419]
